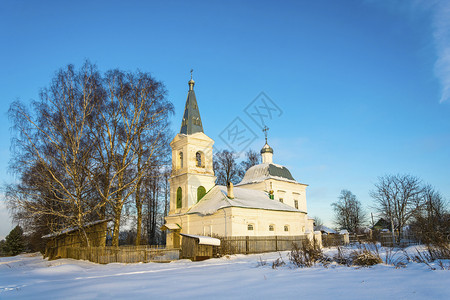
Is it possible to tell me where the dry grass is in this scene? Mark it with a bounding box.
[289,239,323,268]
[405,243,450,270]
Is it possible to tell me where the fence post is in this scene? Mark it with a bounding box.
[246,236,249,254]
[275,236,278,252]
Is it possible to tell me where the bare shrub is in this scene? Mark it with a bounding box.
[257,256,267,267]
[272,253,285,269]
[350,243,383,267]
[405,243,450,270]
[289,239,323,268]
[384,247,406,268]
[333,246,351,266]
[351,250,382,266]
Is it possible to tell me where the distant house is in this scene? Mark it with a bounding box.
[42,220,109,260]
[315,225,337,235]
[372,218,391,231]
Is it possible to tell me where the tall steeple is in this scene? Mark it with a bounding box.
[180,70,204,135]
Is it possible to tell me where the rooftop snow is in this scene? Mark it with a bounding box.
[41,219,110,239]
[180,234,221,246]
[237,163,298,185]
[186,186,304,216]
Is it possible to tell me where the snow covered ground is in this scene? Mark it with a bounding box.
[1,247,449,299]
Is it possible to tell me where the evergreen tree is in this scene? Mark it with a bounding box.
[3,226,25,256]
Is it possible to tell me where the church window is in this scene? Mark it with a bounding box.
[176,187,182,208]
[269,224,274,231]
[284,225,289,232]
[179,152,183,168]
[196,151,205,167]
[197,186,206,202]
[294,200,299,209]
[247,224,254,231]
[196,152,201,167]
[279,198,283,203]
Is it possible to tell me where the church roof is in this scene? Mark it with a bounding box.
[186,185,304,216]
[179,78,204,135]
[237,163,297,185]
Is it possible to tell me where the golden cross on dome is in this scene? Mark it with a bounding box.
[262,126,269,143]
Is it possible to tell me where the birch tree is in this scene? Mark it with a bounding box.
[7,62,103,246]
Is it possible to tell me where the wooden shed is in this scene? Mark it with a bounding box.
[180,234,220,261]
[42,219,109,260]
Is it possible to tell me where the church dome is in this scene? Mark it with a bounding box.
[237,163,296,185]
[260,143,273,154]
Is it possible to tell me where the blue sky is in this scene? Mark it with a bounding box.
[0,0,449,239]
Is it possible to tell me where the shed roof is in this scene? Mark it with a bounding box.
[161,223,181,230]
[180,234,221,246]
[42,219,110,239]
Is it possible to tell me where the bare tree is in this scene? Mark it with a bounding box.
[7,62,174,248]
[213,150,242,185]
[313,216,324,229]
[410,185,449,243]
[331,189,366,233]
[238,149,260,177]
[7,62,103,246]
[370,174,423,239]
[92,70,173,246]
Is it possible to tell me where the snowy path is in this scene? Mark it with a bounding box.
[0,250,449,299]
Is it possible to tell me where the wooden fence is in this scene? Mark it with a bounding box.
[377,232,421,247]
[66,245,180,264]
[322,234,349,248]
[322,232,422,248]
[216,235,309,255]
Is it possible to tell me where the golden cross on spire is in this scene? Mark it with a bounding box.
[190,69,193,80]
[262,126,269,143]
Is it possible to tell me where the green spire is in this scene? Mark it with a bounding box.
[180,71,204,135]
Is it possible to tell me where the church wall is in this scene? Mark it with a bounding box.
[169,132,216,215]
[228,207,310,236]
[166,207,311,240]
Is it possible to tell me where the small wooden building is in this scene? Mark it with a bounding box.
[43,220,109,260]
[180,234,220,261]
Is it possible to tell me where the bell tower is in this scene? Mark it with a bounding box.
[168,73,216,214]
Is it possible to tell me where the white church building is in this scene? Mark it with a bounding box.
[164,76,318,248]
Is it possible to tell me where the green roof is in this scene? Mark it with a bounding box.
[268,164,295,181]
[180,80,204,135]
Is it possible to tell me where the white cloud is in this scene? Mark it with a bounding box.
[432,1,450,103]
[365,0,450,103]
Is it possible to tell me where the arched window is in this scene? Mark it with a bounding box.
[247,224,254,231]
[176,187,182,209]
[269,224,274,231]
[196,151,204,167]
[196,152,201,167]
[284,225,289,232]
[179,152,183,168]
[197,186,206,202]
